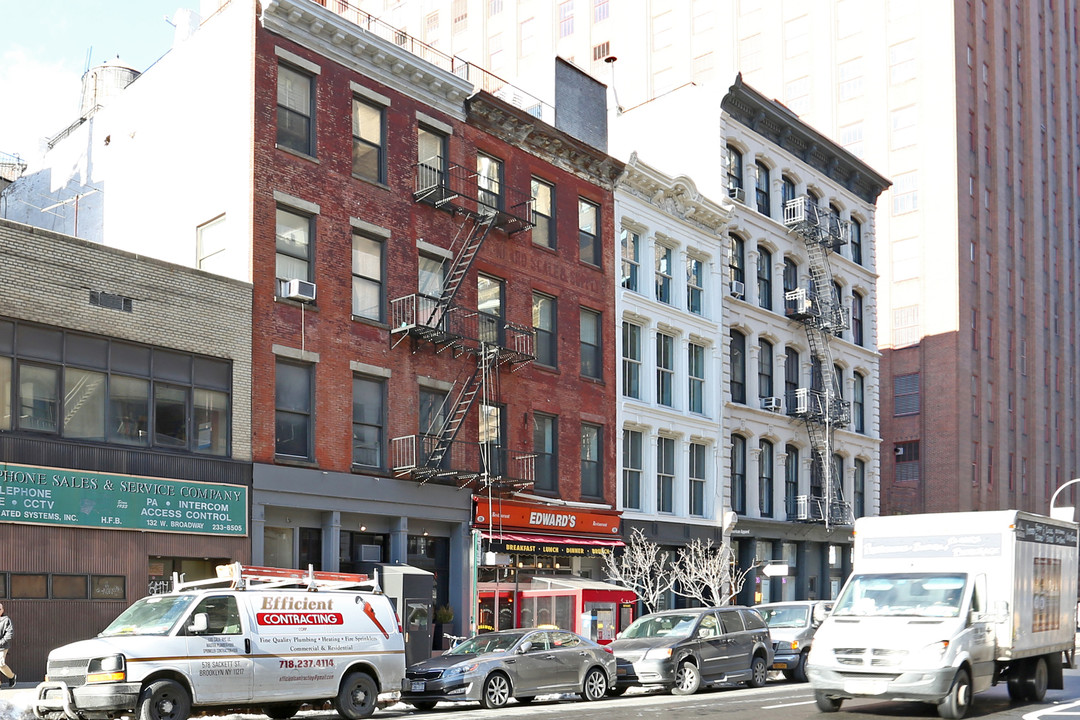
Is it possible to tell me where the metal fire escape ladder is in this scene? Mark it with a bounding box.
[423,344,501,473]
[784,196,853,528]
[422,213,497,329]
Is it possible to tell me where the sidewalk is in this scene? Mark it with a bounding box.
[0,682,36,719]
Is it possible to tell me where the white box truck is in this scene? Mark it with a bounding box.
[33,564,405,720]
[807,510,1078,719]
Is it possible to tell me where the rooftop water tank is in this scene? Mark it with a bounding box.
[79,57,140,118]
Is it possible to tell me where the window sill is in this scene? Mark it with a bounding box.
[531,241,558,254]
[351,315,390,330]
[578,259,603,271]
[275,296,319,310]
[275,456,319,469]
[351,464,389,476]
[579,375,604,385]
[351,174,390,192]
[275,144,320,164]
[532,362,559,374]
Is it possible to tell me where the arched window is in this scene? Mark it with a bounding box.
[783,257,798,315]
[785,347,800,412]
[759,339,774,398]
[759,439,774,517]
[853,372,865,433]
[784,444,799,519]
[731,434,747,514]
[725,144,744,200]
[757,247,773,310]
[854,458,866,518]
[852,291,865,346]
[729,234,746,297]
[730,330,746,403]
[755,161,770,216]
[850,218,863,265]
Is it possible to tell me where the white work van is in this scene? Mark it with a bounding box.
[33,564,405,720]
[808,510,1078,719]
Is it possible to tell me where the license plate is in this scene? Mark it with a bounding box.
[410,681,426,692]
[844,678,888,695]
[774,662,788,669]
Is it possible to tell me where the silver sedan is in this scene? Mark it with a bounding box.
[401,628,616,710]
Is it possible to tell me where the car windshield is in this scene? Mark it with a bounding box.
[99,595,196,636]
[760,605,809,628]
[620,613,699,639]
[832,574,966,618]
[446,632,527,655]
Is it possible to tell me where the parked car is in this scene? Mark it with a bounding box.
[756,601,831,682]
[607,606,773,696]
[401,628,615,710]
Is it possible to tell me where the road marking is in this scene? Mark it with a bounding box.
[1024,699,1080,720]
[762,700,817,709]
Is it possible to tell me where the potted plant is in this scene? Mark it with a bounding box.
[433,604,454,650]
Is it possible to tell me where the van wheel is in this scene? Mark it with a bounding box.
[580,667,608,701]
[335,671,378,719]
[1024,657,1049,702]
[814,691,843,712]
[671,660,700,695]
[746,655,769,688]
[137,680,191,720]
[480,672,511,709]
[937,668,972,719]
[263,704,301,720]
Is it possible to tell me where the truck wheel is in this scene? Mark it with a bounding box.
[791,651,809,683]
[671,660,701,695]
[746,655,769,688]
[334,671,378,719]
[137,680,191,720]
[1024,657,1048,702]
[263,704,301,720]
[1007,674,1026,701]
[937,668,972,719]
[814,690,843,712]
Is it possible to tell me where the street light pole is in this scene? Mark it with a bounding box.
[1049,477,1080,521]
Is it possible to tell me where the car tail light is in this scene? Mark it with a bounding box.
[603,646,614,654]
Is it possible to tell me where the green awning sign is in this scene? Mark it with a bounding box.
[0,462,247,536]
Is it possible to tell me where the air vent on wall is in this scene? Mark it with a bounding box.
[89,290,133,312]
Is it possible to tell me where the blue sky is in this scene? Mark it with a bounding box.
[0,0,182,164]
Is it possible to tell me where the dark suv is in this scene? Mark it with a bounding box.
[608,606,773,695]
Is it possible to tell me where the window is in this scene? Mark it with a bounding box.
[594,0,609,21]
[785,15,808,57]
[782,258,798,313]
[623,429,642,510]
[895,441,920,483]
[729,234,745,285]
[854,458,866,518]
[520,17,536,55]
[688,342,705,414]
[851,291,864,346]
[781,176,796,213]
[559,0,574,37]
[754,161,770,215]
[622,322,641,399]
[892,171,918,214]
[352,376,384,467]
[785,444,799,518]
[277,64,313,155]
[686,256,704,314]
[196,215,228,275]
[731,435,746,514]
[757,247,772,310]
[417,127,447,190]
[352,98,384,182]
[154,384,188,448]
[453,0,468,30]
[784,347,799,411]
[418,254,445,299]
[477,274,504,346]
[841,123,864,157]
[784,76,810,115]
[689,442,706,517]
[838,58,863,101]
[891,105,917,149]
[533,413,558,493]
[759,439,774,517]
[656,332,674,407]
[351,233,382,321]
[479,403,505,477]
[592,42,610,62]
[578,198,600,266]
[655,245,673,304]
[581,423,602,497]
[739,34,762,72]
[894,373,920,415]
[275,360,312,459]
[730,330,746,403]
[853,372,865,433]
[724,145,743,200]
[532,293,557,367]
[275,207,312,286]
[656,436,675,513]
[477,153,503,209]
[18,363,58,432]
[850,219,863,265]
[580,308,602,379]
[621,228,640,291]
[419,387,447,466]
[758,339,773,398]
[889,40,916,84]
[531,178,554,248]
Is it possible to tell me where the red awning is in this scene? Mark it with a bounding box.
[480,531,624,547]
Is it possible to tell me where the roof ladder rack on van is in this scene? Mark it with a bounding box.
[172,563,382,593]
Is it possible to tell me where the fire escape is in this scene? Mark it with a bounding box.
[389,158,536,494]
[783,197,853,528]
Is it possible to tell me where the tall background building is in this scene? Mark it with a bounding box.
[367,0,1080,516]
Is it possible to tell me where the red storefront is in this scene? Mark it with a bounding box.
[473,498,634,642]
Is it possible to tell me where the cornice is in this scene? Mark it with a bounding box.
[466,93,625,190]
[262,0,471,119]
[721,74,891,204]
[615,152,735,235]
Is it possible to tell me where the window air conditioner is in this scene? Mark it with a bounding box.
[729,280,745,299]
[761,396,783,412]
[284,279,317,303]
[728,186,746,204]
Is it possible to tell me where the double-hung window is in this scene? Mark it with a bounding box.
[686,255,704,314]
[656,332,674,407]
[578,198,600,266]
[688,342,705,414]
[580,423,602,497]
[277,64,314,155]
[622,429,642,510]
[621,228,640,291]
[759,339,774,399]
[352,98,385,182]
[724,144,744,201]
[418,127,447,191]
[580,308,602,379]
[477,153,503,210]
[757,247,772,310]
[275,360,313,460]
[531,178,555,248]
[655,245,673,304]
[689,442,706,517]
[730,330,746,403]
[755,161,770,215]
[622,322,641,399]
[731,434,746,514]
[532,293,557,367]
[656,436,675,513]
[351,233,383,321]
[759,439,774,517]
[352,376,384,467]
[533,413,558,493]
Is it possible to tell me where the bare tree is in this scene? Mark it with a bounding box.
[671,537,760,607]
[603,527,675,613]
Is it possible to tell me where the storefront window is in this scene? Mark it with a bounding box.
[264,527,293,569]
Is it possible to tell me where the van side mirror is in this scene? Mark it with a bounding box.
[188,612,208,634]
